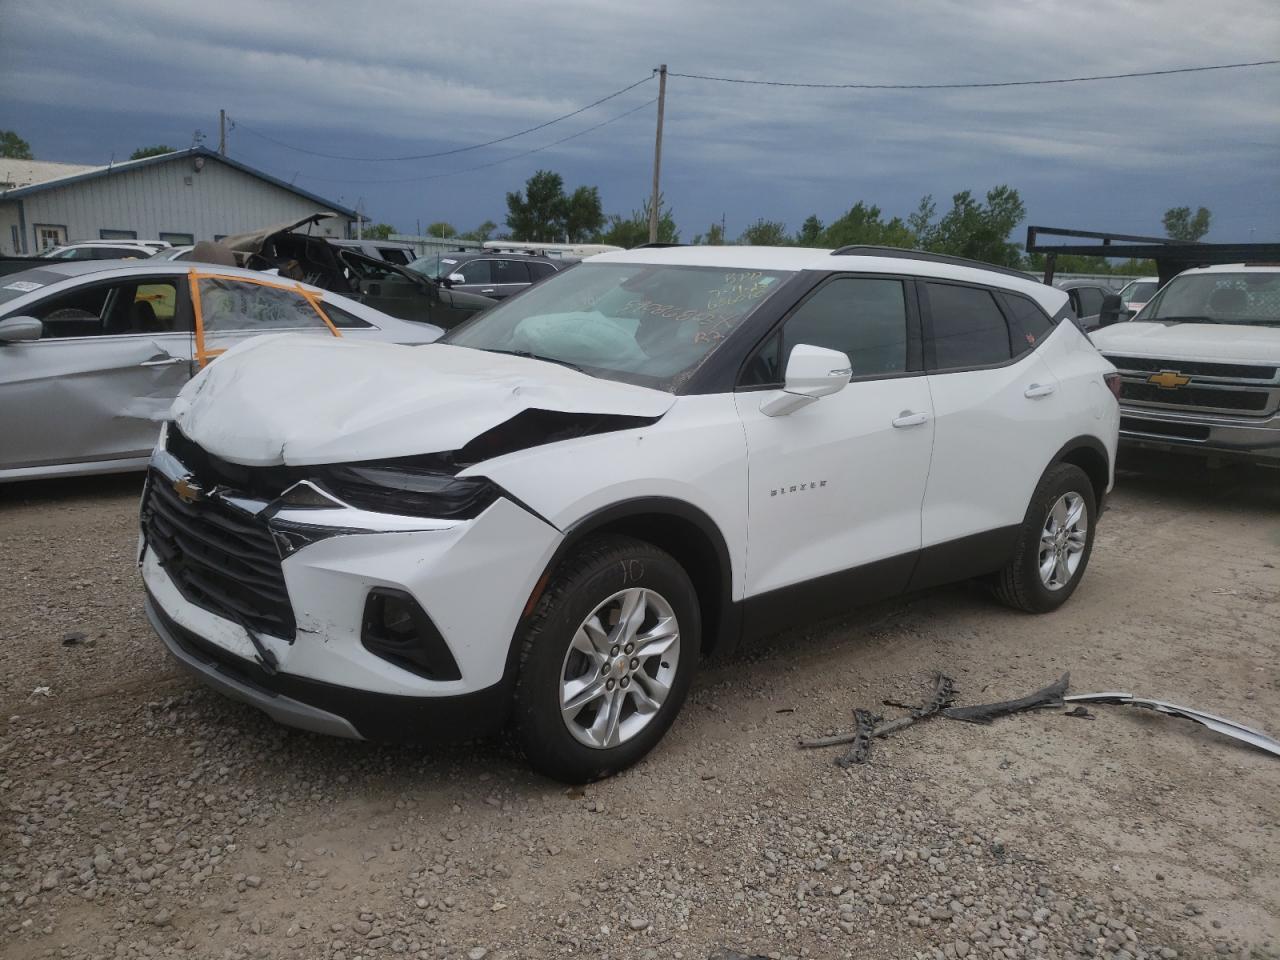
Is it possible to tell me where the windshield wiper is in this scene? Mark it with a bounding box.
[1151,315,1217,324]
[482,348,584,372]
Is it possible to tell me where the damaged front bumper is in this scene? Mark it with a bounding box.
[141,434,563,741]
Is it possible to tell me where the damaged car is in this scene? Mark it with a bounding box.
[140,245,1119,782]
[221,213,495,328]
[0,260,442,482]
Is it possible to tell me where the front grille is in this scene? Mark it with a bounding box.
[1103,356,1278,381]
[1120,417,1211,442]
[1119,381,1269,412]
[143,470,295,638]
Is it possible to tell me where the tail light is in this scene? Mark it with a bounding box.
[1103,372,1123,401]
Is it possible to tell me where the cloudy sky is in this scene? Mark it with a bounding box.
[3,0,1277,242]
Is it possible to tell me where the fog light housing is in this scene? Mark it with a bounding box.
[360,588,461,681]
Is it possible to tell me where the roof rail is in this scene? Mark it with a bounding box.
[829,245,1031,281]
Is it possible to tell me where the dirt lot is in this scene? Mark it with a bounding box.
[1,453,1277,960]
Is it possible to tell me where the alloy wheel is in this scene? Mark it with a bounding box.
[559,588,681,749]
[1039,492,1088,591]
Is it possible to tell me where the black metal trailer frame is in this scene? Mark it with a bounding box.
[1025,225,1280,287]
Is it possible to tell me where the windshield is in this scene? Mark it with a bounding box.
[1138,272,1280,326]
[408,255,460,280]
[444,262,793,389]
[1120,280,1157,306]
[0,270,65,309]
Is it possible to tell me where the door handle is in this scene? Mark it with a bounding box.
[891,411,930,428]
[480,288,496,294]
[1024,383,1057,399]
[139,355,186,367]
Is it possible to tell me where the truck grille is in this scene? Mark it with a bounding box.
[143,470,295,639]
[1104,354,1278,418]
[1119,381,1269,412]
[1103,356,1277,381]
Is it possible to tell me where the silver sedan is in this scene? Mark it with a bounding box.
[0,260,443,482]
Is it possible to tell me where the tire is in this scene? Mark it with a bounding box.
[993,463,1097,614]
[513,535,700,783]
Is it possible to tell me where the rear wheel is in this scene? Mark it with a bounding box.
[994,463,1096,613]
[513,536,699,783]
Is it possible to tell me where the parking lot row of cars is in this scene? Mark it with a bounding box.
[2,233,1276,782]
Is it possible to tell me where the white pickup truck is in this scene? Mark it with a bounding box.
[1091,263,1280,466]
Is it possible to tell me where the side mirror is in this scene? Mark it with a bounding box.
[446,273,466,286]
[0,316,43,343]
[1098,293,1124,327]
[760,344,851,417]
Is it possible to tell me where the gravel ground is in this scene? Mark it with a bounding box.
[2,453,1277,960]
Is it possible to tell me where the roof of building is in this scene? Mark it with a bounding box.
[0,159,101,190]
[0,147,357,218]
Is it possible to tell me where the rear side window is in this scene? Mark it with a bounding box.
[924,282,1010,369]
[458,260,492,284]
[321,301,374,329]
[1002,293,1056,355]
[493,259,530,284]
[1076,287,1104,317]
[527,261,556,280]
[378,247,412,265]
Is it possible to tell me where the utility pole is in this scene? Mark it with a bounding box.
[218,109,226,156]
[648,64,667,244]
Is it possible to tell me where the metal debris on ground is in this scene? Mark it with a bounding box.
[941,672,1070,724]
[835,707,881,767]
[1064,692,1280,758]
[798,672,956,763]
[801,670,1280,763]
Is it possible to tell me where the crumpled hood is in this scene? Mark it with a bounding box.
[170,335,675,466]
[1091,321,1280,364]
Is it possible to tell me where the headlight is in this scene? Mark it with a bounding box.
[300,461,500,519]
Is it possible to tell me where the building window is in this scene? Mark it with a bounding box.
[34,224,67,251]
[159,232,194,245]
[100,228,138,240]
[8,225,18,254]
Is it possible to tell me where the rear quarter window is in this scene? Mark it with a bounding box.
[1001,292,1057,356]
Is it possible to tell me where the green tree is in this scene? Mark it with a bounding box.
[907,195,937,245]
[505,170,567,241]
[1163,206,1211,242]
[925,185,1026,268]
[563,186,606,243]
[460,220,498,242]
[362,223,396,240]
[598,195,678,248]
[739,218,789,246]
[425,221,457,238]
[819,202,914,249]
[795,215,825,246]
[1,130,33,159]
[129,144,176,160]
[692,221,726,245]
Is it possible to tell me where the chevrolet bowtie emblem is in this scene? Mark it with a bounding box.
[1148,370,1191,390]
[172,475,204,504]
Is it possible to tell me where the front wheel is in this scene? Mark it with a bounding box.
[994,463,1097,613]
[513,536,700,783]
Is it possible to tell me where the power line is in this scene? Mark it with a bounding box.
[231,74,654,162]
[288,97,658,185]
[668,59,1280,90]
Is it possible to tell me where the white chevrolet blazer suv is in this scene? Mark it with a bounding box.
[139,245,1120,782]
